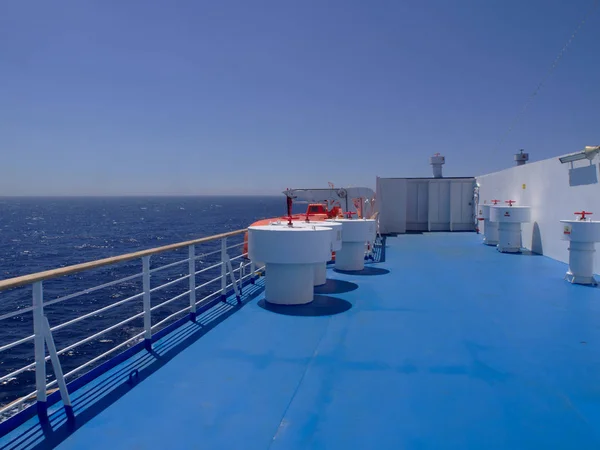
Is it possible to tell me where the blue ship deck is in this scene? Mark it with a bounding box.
[3,232,600,449]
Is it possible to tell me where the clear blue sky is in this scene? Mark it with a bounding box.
[1,0,598,195]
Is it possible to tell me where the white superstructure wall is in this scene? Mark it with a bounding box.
[476,153,600,271]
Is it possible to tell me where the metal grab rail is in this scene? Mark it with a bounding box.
[0,228,260,424]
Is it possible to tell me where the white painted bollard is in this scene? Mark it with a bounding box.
[248,225,332,305]
[328,218,376,271]
[561,211,600,285]
[490,201,531,254]
[480,203,499,246]
[254,220,341,287]
[300,221,342,286]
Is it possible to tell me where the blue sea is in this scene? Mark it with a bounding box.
[0,196,295,413]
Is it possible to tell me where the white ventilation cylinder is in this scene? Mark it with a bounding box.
[489,205,531,253]
[429,153,445,178]
[327,218,376,271]
[248,225,333,304]
[480,204,499,246]
[560,217,600,285]
[514,149,529,166]
[288,220,342,286]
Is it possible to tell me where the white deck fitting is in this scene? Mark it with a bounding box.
[490,205,531,253]
[253,221,341,286]
[560,214,600,285]
[248,225,332,305]
[328,219,376,271]
[480,204,499,246]
[299,221,342,286]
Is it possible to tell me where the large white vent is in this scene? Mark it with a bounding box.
[515,149,529,166]
[429,153,445,178]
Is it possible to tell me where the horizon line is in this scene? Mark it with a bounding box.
[0,193,283,198]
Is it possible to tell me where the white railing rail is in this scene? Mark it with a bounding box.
[0,228,263,424]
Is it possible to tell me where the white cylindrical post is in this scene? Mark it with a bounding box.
[265,263,314,305]
[32,281,47,411]
[248,224,333,305]
[566,241,597,285]
[314,262,327,286]
[221,238,227,299]
[497,222,522,253]
[328,219,374,272]
[490,204,530,253]
[335,242,365,271]
[142,256,152,349]
[483,219,499,246]
[481,204,499,246]
[188,245,196,316]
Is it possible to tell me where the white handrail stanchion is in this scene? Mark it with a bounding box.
[220,238,227,300]
[250,260,256,284]
[142,256,152,350]
[32,281,47,420]
[239,262,245,295]
[42,316,74,420]
[225,255,241,303]
[189,245,196,319]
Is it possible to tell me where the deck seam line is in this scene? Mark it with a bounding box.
[267,317,331,448]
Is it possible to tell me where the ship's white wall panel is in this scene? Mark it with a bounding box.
[406,180,429,231]
[377,177,475,234]
[450,180,475,231]
[376,177,407,234]
[476,156,600,271]
[428,180,451,231]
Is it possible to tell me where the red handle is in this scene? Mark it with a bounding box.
[286,194,294,226]
[505,200,516,206]
[344,211,357,219]
[575,211,593,220]
[491,199,500,205]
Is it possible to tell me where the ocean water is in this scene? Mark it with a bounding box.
[0,196,297,413]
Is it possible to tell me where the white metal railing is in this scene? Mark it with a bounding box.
[0,229,264,424]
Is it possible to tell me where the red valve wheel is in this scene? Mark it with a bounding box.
[491,200,500,205]
[505,200,516,206]
[575,211,593,220]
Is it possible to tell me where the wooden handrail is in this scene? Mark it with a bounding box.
[0,229,247,292]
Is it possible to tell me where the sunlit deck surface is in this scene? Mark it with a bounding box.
[3,232,600,449]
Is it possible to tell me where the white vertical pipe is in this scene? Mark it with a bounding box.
[189,245,196,316]
[33,282,47,407]
[221,238,227,299]
[142,256,152,348]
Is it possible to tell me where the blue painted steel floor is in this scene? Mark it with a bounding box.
[3,232,600,449]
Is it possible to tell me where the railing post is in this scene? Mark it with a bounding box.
[250,261,256,284]
[189,245,196,320]
[142,256,152,351]
[32,281,48,421]
[42,316,74,421]
[220,238,227,301]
